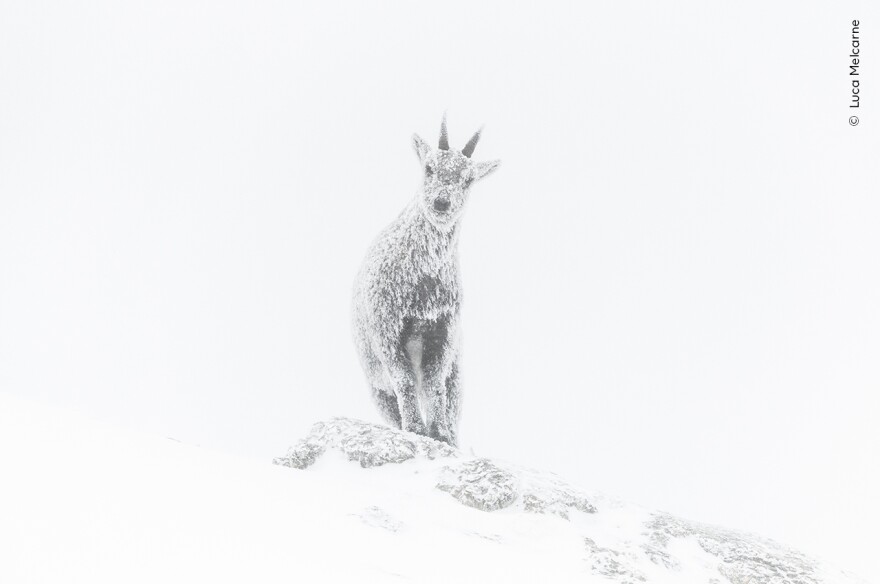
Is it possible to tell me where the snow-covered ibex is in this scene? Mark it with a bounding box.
[353,115,500,446]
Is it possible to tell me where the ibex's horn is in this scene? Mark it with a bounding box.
[439,113,449,151]
[462,127,482,158]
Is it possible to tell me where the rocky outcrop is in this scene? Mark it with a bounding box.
[645,514,822,584]
[273,417,457,469]
[274,417,867,584]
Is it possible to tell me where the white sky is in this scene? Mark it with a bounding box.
[1,0,878,578]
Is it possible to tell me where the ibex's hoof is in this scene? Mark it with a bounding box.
[428,423,453,446]
[403,420,428,436]
[436,436,455,447]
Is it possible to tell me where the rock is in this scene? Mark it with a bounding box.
[584,536,646,584]
[515,465,598,518]
[272,417,457,469]
[436,457,598,518]
[646,513,823,584]
[436,458,519,512]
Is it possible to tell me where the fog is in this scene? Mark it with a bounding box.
[1,1,877,577]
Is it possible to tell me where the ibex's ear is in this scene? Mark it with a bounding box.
[473,159,501,181]
[412,134,431,164]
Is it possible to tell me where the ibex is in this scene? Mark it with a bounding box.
[352,115,500,446]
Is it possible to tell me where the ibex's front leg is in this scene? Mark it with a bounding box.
[419,316,456,445]
[381,345,427,436]
[445,359,461,447]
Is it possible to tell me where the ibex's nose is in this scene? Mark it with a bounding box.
[433,198,451,213]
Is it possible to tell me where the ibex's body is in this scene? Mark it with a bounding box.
[352,117,499,446]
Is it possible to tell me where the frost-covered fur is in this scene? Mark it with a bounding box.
[352,117,500,446]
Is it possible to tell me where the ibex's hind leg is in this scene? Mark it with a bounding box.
[371,387,402,429]
[360,344,403,429]
[445,360,461,447]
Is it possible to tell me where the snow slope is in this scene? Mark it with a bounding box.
[0,392,870,584]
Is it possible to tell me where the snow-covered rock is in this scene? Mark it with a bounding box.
[273,416,457,469]
[275,417,869,584]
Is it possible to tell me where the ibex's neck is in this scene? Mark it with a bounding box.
[404,198,461,260]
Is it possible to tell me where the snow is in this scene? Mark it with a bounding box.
[1,392,870,584]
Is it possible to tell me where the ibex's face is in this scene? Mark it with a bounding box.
[412,116,500,230]
[420,150,474,226]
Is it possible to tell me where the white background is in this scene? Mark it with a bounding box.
[1,0,878,578]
